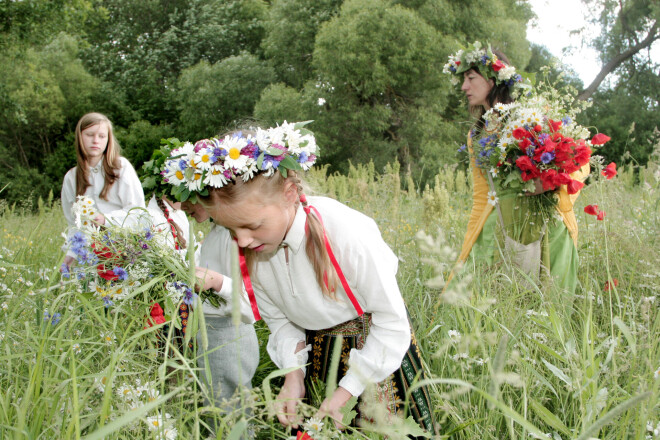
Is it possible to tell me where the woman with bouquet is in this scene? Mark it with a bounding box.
[444,42,607,296]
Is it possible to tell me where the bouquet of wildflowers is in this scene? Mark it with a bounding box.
[473,91,611,202]
[62,198,221,339]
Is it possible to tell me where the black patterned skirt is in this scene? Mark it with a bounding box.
[305,314,439,438]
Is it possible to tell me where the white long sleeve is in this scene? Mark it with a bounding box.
[221,196,411,397]
[61,157,146,227]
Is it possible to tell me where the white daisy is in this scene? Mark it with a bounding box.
[145,412,172,431]
[193,147,216,171]
[203,165,229,188]
[222,134,249,171]
[487,191,499,206]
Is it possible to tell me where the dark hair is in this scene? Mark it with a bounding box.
[468,49,516,130]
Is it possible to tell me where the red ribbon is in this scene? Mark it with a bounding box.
[237,244,262,321]
[162,206,180,250]
[305,203,364,316]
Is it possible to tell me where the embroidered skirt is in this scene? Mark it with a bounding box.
[305,314,438,438]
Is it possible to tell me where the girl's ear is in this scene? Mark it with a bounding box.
[283,180,298,206]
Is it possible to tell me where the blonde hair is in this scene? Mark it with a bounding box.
[207,171,339,300]
[74,112,122,200]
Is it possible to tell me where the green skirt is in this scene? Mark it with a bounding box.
[469,200,578,295]
[305,314,439,438]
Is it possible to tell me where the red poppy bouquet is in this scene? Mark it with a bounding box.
[476,95,611,197]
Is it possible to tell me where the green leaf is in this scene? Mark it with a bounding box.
[279,155,303,171]
[613,316,636,355]
[529,398,571,437]
[339,395,358,426]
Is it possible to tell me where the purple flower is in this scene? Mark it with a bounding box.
[183,288,197,306]
[142,243,149,249]
[540,151,555,164]
[481,55,489,65]
[61,263,70,279]
[178,160,187,171]
[297,151,309,163]
[213,147,227,158]
[538,133,550,145]
[112,267,128,281]
[144,229,153,241]
[457,144,467,153]
[51,313,61,325]
[562,116,572,126]
[102,296,114,308]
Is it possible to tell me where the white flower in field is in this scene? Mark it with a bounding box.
[487,190,499,206]
[654,366,660,380]
[303,416,324,435]
[448,329,461,340]
[25,280,33,287]
[531,333,548,344]
[74,329,82,338]
[117,384,135,401]
[0,332,4,341]
[38,268,50,280]
[1,302,7,311]
[317,97,326,106]
[95,376,110,393]
[100,331,116,346]
[156,427,178,440]
[72,343,81,354]
[145,412,172,431]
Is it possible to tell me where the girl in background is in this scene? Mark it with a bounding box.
[61,112,145,268]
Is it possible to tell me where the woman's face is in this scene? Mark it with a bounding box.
[461,70,494,109]
[81,122,109,167]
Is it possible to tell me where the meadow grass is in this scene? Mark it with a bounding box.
[0,160,658,439]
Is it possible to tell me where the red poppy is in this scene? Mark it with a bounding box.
[584,205,599,216]
[147,302,166,327]
[533,124,543,132]
[97,265,118,281]
[602,162,617,179]
[297,432,314,440]
[548,119,563,133]
[604,278,618,291]
[492,59,505,72]
[597,210,606,221]
[566,179,584,195]
[591,133,611,145]
[513,127,529,140]
[518,137,532,151]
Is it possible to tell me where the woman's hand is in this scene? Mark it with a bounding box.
[92,213,106,226]
[195,267,224,292]
[275,369,306,428]
[316,387,353,430]
[524,178,548,196]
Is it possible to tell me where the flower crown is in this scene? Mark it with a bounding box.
[443,41,529,93]
[163,121,318,202]
[140,138,185,200]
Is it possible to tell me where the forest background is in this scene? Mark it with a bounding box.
[0,0,658,205]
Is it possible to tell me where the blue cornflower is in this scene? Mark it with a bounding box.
[61,263,70,279]
[144,229,153,241]
[142,243,149,250]
[51,313,61,325]
[297,151,309,163]
[183,288,197,306]
[449,65,456,73]
[178,159,188,171]
[538,133,550,145]
[562,116,572,126]
[213,147,227,157]
[540,151,555,164]
[457,144,467,153]
[102,296,114,308]
[527,147,536,158]
[112,267,128,281]
[481,55,489,65]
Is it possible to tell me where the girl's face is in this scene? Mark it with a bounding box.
[81,122,109,167]
[181,201,210,223]
[461,70,494,109]
[206,184,298,254]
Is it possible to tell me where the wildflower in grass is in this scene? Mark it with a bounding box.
[448,329,461,341]
[95,376,110,393]
[0,331,4,341]
[654,366,659,380]
[74,329,82,337]
[145,412,172,431]
[100,331,116,345]
[1,302,7,311]
[531,333,547,343]
[604,278,619,291]
[182,286,196,306]
[38,268,50,280]
[102,296,114,308]
[296,432,314,440]
[602,162,617,179]
[647,421,660,437]
[117,384,135,401]
[584,204,599,216]
[156,427,178,440]
[72,343,81,354]
[303,417,324,435]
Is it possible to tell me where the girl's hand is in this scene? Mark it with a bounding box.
[524,178,548,196]
[92,213,106,225]
[275,369,305,427]
[195,267,224,292]
[316,387,353,430]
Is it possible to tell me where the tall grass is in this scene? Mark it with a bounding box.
[0,159,658,439]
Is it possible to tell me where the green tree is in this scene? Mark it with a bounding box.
[177,54,276,140]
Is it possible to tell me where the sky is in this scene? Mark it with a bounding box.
[526,0,602,86]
